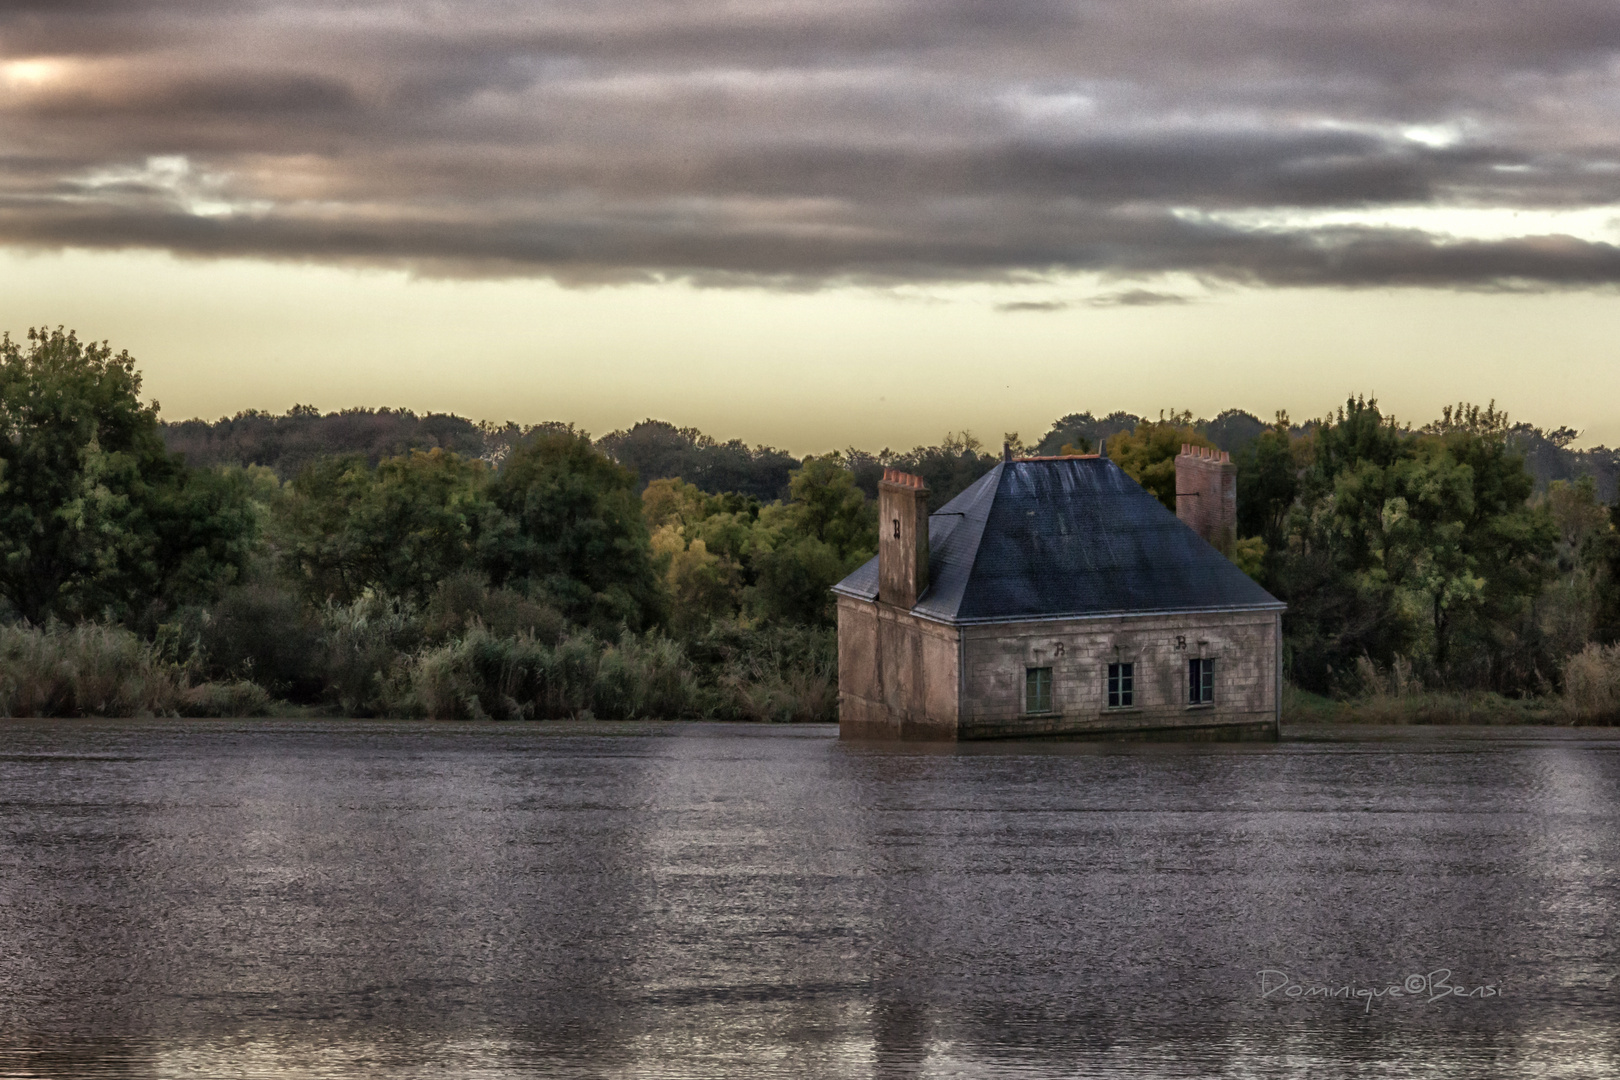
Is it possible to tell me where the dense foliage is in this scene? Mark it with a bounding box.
[483,431,665,630]
[596,419,800,502]
[162,405,489,478]
[0,328,257,625]
[11,325,1620,720]
[1258,399,1562,696]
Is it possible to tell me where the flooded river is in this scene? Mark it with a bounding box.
[0,720,1616,1078]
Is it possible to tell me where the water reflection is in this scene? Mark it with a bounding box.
[0,720,1617,1078]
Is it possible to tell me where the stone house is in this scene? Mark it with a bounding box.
[831,446,1284,740]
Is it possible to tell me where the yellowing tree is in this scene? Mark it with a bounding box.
[1107,410,1216,511]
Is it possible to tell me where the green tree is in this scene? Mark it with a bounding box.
[1108,411,1217,510]
[748,454,877,625]
[750,534,851,625]
[274,448,492,604]
[1234,412,1299,550]
[1418,406,1556,685]
[1034,411,1140,457]
[1273,398,1554,692]
[482,430,664,630]
[272,455,371,603]
[783,453,876,561]
[0,327,256,623]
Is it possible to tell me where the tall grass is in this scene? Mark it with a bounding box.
[0,622,269,718]
[380,619,837,722]
[385,626,701,720]
[1282,651,1576,725]
[2,590,835,723]
[319,593,424,715]
[1561,643,1620,723]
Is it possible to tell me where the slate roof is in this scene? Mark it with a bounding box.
[832,457,1283,624]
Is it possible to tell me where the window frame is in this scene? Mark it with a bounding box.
[1025,666,1055,715]
[1188,657,1215,706]
[1106,661,1135,709]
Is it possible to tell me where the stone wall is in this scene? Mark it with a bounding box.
[957,609,1279,739]
[837,596,960,739]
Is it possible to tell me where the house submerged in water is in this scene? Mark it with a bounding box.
[831,446,1285,741]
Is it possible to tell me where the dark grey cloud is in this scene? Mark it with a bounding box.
[2,0,1620,287]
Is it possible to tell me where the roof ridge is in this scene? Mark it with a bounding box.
[1013,454,1100,462]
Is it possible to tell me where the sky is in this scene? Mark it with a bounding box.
[3,0,1620,453]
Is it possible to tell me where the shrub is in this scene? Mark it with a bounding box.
[178,679,273,718]
[1353,653,1421,700]
[1562,643,1620,723]
[0,622,184,717]
[687,620,838,722]
[422,572,567,645]
[592,635,699,720]
[386,627,702,721]
[185,583,323,699]
[319,593,424,715]
[0,621,270,718]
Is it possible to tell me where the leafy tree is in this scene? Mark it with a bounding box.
[750,534,851,625]
[1419,406,1556,685]
[1202,409,1269,452]
[1234,412,1300,551]
[274,449,492,605]
[748,454,877,625]
[659,536,744,635]
[1108,411,1217,511]
[272,456,370,603]
[1034,411,1141,457]
[162,405,489,478]
[1546,476,1610,556]
[644,478,753,634]
[149,466,264,613]
[847,432,996,505]
[1271,398,1554,692]
[483,430,665,630]
[597,419,799,501]
[0,327,256,624]
[783,454,877,561]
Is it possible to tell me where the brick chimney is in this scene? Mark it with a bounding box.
[878,468,930,608]
[1175,444,1237,553]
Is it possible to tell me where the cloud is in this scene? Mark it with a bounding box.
[997,289,1193,312]
[3,0,1620,287]
[996,300,1072,313]
[1089,289,1193,308]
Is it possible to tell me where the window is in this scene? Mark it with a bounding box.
[1107,662,1133,708]
[1026,666,1053,714]
[1189,658,1215,705]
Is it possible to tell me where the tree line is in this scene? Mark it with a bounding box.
[6,325,1620,719]
[162,403,1620,504]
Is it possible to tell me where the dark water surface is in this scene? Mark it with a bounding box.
[0,720,1617,1079]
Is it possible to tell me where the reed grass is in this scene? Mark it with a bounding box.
[0,622,269,718]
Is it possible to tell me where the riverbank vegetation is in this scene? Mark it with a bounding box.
[5,325,1620,723]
